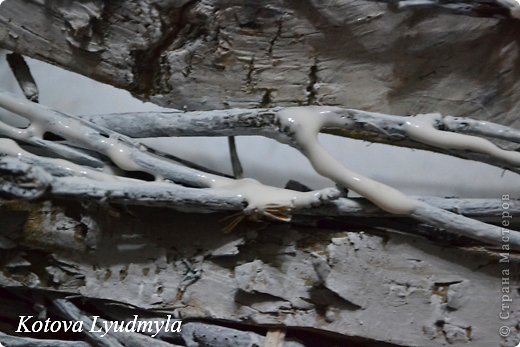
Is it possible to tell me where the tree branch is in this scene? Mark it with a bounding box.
[82,108,520,173]
[365,0,519,18]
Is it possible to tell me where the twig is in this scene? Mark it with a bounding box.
[81,108,520,173]
[0,156,51,199]
[301,196,520,218]
[412,201,520,248]
[3,155,517,218]
[442,116,520,144]
[6,53,39,102]
[0,139,127,182]
[50,176,245,211]
[3,161,520,248]
[0,120,106,168]
[3,54,104,167]
[0,92,342,213]
[1,92,519,249]
[228,136,244,178]
[80,109,288,141]
[1,156,519,249]
[0,91,214,187]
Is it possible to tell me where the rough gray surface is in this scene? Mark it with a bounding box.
[0,200,519,346]
[0,332,91,347]
[1,1,520,346]
[1,0,520,131]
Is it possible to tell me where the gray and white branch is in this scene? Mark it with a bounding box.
[0,91,519,249]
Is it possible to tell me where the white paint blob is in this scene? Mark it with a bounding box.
[1,91,519,217]
[0,138,124,182]
[278,107,417,215]
[404,114,520,166]
[0,92,339,215]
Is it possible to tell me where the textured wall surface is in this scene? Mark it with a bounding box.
[1,0,520,125]
[0,200,519,346]
[0,1,520,346]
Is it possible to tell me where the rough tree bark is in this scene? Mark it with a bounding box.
[1,1,520,347]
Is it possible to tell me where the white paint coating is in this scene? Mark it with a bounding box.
[103,138,141,172]
[0,138,123,182]
[0,91,150,176]
[278,107,417,215]
[3,56,519,200]
[404,114,520,166]
[212,177,338,213]
[0,92,339,215]
[2,88,519,216]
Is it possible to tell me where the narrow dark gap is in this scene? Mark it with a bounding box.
[43,131,66,142]
[123,170,156,181]
[0,287,409,347]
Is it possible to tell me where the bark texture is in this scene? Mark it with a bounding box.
[0,200,519,347]
[1,1,520,346]
[1,0,520,128]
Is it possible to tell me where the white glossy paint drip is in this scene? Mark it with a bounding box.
[212,177,338,212]
[278,107,417,215]
[0,92,145,172]
[404,114,520,166]
[0,138,124,182]
[0,92,339,214]
[104,138,142,171]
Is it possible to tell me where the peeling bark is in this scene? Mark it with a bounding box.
[1,1,520,346]
[0,200,519,346]
[1,0,520,130]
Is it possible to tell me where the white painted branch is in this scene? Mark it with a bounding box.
[0,120,105,168]
[303,196,520,218]
[442,116,520,144]
[82,108,520,173]
[412,202,519,248]
[0,156,51,199]
[1,156,519,248]
[1,92,519,248]
[0,92,343,215]
[1,155,516,219]
[41,175,520,218]
[50,177,246,212]
[0,91,214,188]
[80,109,289,141]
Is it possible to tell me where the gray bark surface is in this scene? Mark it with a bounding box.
[0,0,520,128]
[1,1,520,347]
[0,200,519,346]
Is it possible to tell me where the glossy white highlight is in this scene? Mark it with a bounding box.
[0,92,337,215]
[278,107,417,215]
[404,114,520,166]
[0,138,122,182]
